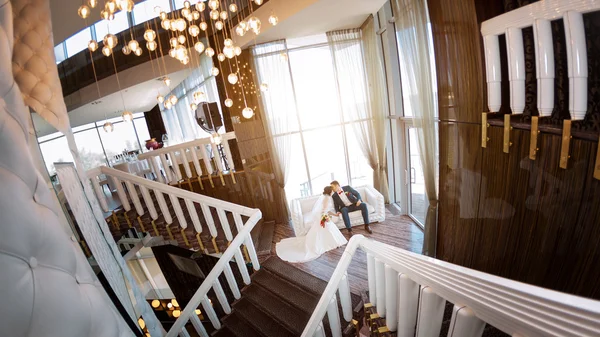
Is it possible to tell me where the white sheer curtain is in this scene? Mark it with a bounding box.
[327,26,389,202]
[394,0,439,256]
[160,54,219,144]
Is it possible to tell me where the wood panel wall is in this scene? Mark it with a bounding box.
[429,0,600,300]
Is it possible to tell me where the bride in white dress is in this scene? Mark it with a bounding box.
[276,186,348,263]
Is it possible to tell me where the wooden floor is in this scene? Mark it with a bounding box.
[268,205,424,295]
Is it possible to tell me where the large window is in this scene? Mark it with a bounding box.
[36,113,150,175]
[54,44,66,64]
[65,28,92,57]
[253,35,374,201]
[133,0,171,24]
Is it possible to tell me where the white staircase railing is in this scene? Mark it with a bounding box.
[165,208,262,337]
[302,235,600,337]
[88,166,258,255]
[137,132,237,187]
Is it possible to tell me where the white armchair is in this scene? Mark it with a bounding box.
[291,186,385,236]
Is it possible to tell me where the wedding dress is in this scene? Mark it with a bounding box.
[276,195,348,263]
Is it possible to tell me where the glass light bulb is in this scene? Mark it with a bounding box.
[103,122,114,132]
[177,18,187,31]
[104,34,118,49]
[164,100,172,109]
[119,0,134,12]
[157,95,164,103]
[215,21,223,30]
[234,46,242,56]
[196,2,205,11]
[269,14,278,26]
[220,10,228,20]
[78,5,90,18]
[146,40,157,51]
[205,47,214,57]
[160,11,167,20]
[260,83,269,92]
[210,10,219,20]
[242,107,254,119]
[176,45,186,59]
[223,46,235,59]
[229,3,237,12]
[122,110,133,122]
[181,8,190,17]
[164,77,171,86]
[254,0,263,5]
[211,133,222,144]
[189,25,200,37]
[228,73,238,84]
[122,45,131,55]
[193,91,205,103]
[224,38,233,47]
[161,19,171,30]
[106,1,117,13]
[144,29,156,41]
[192,11,200,20]
[88,40,98,52]
[218,53,226,62]
[169,48,176,57]
[128,39,139,51]
[211,67,220,76]
[194,41,205,53]
[134,48,142,56]
[224,98,233,107]
[177,35,186,44]
[170,95,178,104]
[102,46,112,56]
[235,25,246,37]
[248,17,261,31]
[199,22,208,31]
[88,0,98,8]
[151,300,160,308]
[208,0,219,10]
[170,37,178,48]
[183,1,190,8]
[190,103,198,110]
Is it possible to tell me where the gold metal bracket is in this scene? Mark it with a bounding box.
[218,171,226,186]
[187,179,194,192]
[503,114,512,153]
[111,211,120,229]
[151,220,160,236]
[165,224,175,241]
[595,135,600,180]
[124,212,132,228]
[208,174,215,188]
[529,116,540,160]
[197,176,204,190]
[137,216,146,232]
[364,303,373,309]
[482,113,490,148]
[559,119,572,169]
[181,228,191,247]
[369,313,380,320]
[231,171,237,184]
[242,245,250,262]
[378,326,391,334]
[212,237,220,253]
[196,233,206,252]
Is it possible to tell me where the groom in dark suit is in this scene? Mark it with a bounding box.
[330,181,372,235]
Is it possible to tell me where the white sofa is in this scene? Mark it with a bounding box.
[291,186,385,236]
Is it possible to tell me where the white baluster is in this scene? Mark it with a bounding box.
[314,322,326,337]
[506,27,525,114]
[367,253,376,305]
[564,11,588,121]
[89,174,109,212]
[109,176,130,211]
[179,327,191,337]
[533,19,555,117]
[155,190,173,224]
[190,313,209,337]
[415,286,446,337]
[189,146,204,178]
[170,151,182,182]
[216,208,233,241]
[200,204,219,238]
[139,186,158,220]
[375,259,386,317]
[199,145,214,175]
[397,274,419,337]
[170,194,187,229]
[159,154,174,183]
[338,272,352,322]
[201,294,220,329]
[212,279,231,314]
[447,306,485,337]
[223,263,241,299]
[180,148,193,180]
[124,181,144,215]
[385,265,398,332]
[221,138,235,171]
[483,34,501,112]
[185,199,203,233]
[234,248,251,285]
[149,156,164,183]
[326,295,342,337]
[244,235,260,270]
[210,143,224,172]
[233,213,244,231]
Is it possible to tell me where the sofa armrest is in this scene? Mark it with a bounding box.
[290,198,304,236]
[364,186,385,221]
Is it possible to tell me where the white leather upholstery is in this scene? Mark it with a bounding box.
[0,0,133,335]
[290,186,386,236]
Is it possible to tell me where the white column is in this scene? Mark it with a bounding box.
[326,295,342,337]
[367,253,376,305]
[483,35,502,112]
[375,259,386,317]
[564,11,588,121]
[189,315,209,337]
[385,265,398,331]
[397,274,419,337]
[506,27,525,114]
[533,19,555,117]
[447,306,485,337]
[201,294,221,329]
[338,272,353,322]
[415,286,446,337]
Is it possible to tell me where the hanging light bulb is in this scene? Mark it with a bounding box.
[211,132,222,144]
[169,38,178,48]
[189,25,200,37]
[208,0,219,10]
[117,0,134,12]
[211,67,220,76]
[183,0,190,8]
[78,5,91,18]
[102,45,112,56]
[147,40,157,51]
[175,18,186,32]
[169,94,178,104]
[229,3,237,12]
[223,46,235,59]
[194,41,205,53]
[143,29,156,42]
[128,39,139,52]
[157,95,164,103]
[175,45,186,60]
[106,1,117,13]
[269,14,279,26]
[161,19,171,30]
[205,47,215,57]
[103,34,118,49]
[228,73,238,84]
[122,110,133,122]
[248,17,261,32]
[122,45,131,55]
[199,21,208,31]
[190,103,198,110]
[210,10,219,20]
[254,0,264,5]
[164,100,172,109]
[223,38,233,47]
[234,46,242,56]
[181,7,191,17]
[260,83,269,92]
[177,35,186,44]
[195,2,205,11]
[160,11,167,20]
[224,98,233,107]
[103,122,114,132]
[220,11,228,20]
[169,48,176,57]
[242,107,254,119]
[134,48,143,56]
[100,10,109,20]
[88,0,98,8]
[164,77,171,86]
[235,25,246,37]
[218,53,226,62]
[215,21,224,30]
[88,40,99,52]
[192,11,200,20]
